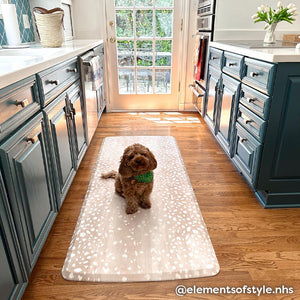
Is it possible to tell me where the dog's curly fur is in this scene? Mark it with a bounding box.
[101,143,157,214]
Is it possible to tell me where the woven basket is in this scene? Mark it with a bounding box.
[34,10,64,47]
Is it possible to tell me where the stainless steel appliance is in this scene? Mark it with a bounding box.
[79,45,105,145]
[189,0,216,114]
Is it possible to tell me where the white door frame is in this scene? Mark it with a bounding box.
[104,0,185,112]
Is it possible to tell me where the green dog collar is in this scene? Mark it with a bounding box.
[134,171,153,183]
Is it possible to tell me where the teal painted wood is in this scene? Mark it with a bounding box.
[208,48,223,70]
[232,123,262,187]
[67,81,87,169]
[223,51,244,80]
[242,57,276,95]
[237,104,266,142]
[204,65,221,134]
[37,57,79,107]
[257,63,300,201]
[43,91,76,209]
[0,172,27,300]
[0,113,57,273]
[216,73,240,156]
[239,84,270,120]
[0,75,40,141]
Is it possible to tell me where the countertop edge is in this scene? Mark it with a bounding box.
[0,39,103,90]
[210,41,300,63]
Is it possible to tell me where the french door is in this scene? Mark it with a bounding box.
[105,0,182,111]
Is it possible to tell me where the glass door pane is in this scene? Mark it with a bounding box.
[114,0,174,95]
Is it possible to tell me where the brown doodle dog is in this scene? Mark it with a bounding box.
[101,143,157,214]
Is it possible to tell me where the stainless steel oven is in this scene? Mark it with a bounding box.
[189,0,215,114]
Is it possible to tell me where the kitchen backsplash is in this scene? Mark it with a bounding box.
[0,0,35,46]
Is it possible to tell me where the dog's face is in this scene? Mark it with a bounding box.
[118,143,157,178]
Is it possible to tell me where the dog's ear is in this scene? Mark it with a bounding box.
[119,148,133,177]
[147,149,157,170]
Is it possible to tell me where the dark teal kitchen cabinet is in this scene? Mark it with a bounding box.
[216,74,240,156]
[0,113,57,273]
[204,66,221,134]
[0,172,27,300]
[204,46,300,207]
[67,82,87,169]
[43,90,76,209]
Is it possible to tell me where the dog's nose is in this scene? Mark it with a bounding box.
[136,159,141,164]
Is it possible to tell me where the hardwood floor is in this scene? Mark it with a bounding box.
[22,112,300,300]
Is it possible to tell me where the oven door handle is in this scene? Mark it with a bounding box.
[189,84,205,98]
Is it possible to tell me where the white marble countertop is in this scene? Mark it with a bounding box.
[210,41,300,63]
[0,39,103,90]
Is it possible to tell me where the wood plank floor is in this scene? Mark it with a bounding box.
[22,112,300,300]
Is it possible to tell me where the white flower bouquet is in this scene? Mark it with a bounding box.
[252,2,297,29]
[252,2,297,43]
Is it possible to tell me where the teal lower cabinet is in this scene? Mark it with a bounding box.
[255,65,300,207]
[205,46,300,207]
[0,113,57,274]
[43,89,76,209]
[216,74,240,156]
[204,66,221,134]
[0,172,27,300]
[67,81,87,170]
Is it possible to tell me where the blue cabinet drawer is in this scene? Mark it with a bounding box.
[0,76,40,141]
[223,51,244,79]
[237,104,266,142]
[232,123,262,187]
[239,84,270,120]
[208,48,223,70]
[37,58,79,107]
[242,58,276,95]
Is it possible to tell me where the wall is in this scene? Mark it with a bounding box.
[0,0,35,46]
[214,0,300,40]
[72,0,105,39]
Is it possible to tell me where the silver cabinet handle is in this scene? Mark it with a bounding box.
[48,80,59,85]
[228,62,236,67]
[67,68,78,73]
[246,97,256,103]
[16,98,29,108]
[245,119,253,124]
[26,135,38,144]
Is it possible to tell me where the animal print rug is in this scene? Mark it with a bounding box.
[62,136,219,282]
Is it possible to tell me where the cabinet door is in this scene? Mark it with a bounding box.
[44,93,76,208]
[0,113,56,273]
[0,172,27,300]
[68,84,87,169]
[216,74,240,156]
[204,66,221,134]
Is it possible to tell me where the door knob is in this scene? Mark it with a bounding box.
[110,37,116,43]
[109,21,114,27]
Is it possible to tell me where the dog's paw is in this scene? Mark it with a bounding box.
[139,200,151,209]
[126,204,139,214]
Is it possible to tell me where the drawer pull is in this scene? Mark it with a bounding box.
[67,68,78,73]
[245,119,253,124]
[48,80,60,85]
[250,72,259,77]
[247,97,256,103]
[228,62,236,67]
[26,135,38,144]
[211,56,217,60]
[65,112,74,120]
[241,138,248,143]
[16,98,29,108]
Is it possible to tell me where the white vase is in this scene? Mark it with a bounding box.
[264,23,277,44]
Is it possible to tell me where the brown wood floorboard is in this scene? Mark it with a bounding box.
[22,112,300,300]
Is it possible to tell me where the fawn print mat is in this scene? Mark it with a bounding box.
[62,136,219,282]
